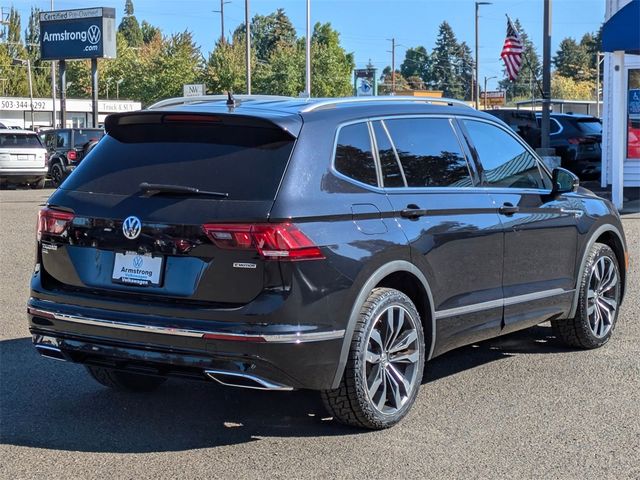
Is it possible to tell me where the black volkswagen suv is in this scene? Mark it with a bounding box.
[29,96,628,429]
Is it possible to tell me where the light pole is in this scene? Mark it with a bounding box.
[304,0,311,97]
[483,75,496,109]
[475,1,492,109]
[245,0,251,94]
[50,0,56,128]
[105,77,111,100]
[116,79,123,100]
[13,58,34,129]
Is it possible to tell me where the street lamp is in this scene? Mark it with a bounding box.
[105,77,111,100]
[475,1,492,109]
[483,75,497,109]
[13,58,34,130]
[116,79,124,100]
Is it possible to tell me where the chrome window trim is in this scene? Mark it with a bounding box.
[434,288,574,319]
[28,307,345,343]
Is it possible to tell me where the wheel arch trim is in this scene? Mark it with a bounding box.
[330,260,436,389]
[569,224,627,319]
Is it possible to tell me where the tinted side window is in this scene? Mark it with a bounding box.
[384,118,472,187]
[56,132,69,148]
[334,123,377,186]
[550,119,561,134]
[463,120,550,190]
[372,121,404,187]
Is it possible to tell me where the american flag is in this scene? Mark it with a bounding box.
[501,18,524,82]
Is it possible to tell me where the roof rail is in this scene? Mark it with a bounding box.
[148,94,296,110]
[299,96,472,113]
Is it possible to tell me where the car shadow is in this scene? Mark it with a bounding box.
[1,324,571,453]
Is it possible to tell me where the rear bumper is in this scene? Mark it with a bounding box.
[1,167,47,177]
[27,298,345,390]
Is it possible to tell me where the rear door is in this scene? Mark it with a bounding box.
[460,118,579,333]
[376,117,505,354]
[0,132,46,171]
[42,113,298,306]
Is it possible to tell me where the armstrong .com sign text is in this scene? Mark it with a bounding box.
[39,7,116,61]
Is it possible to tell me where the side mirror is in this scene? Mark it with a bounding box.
[552,167,580,194]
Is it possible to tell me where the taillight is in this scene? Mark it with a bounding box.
[67,150,77,162]
[37,207,74,241]
[202,223,324,261]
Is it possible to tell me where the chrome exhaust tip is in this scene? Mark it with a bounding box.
[35,344,67,362]
[204,369,293,391]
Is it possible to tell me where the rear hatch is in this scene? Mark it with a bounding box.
[0,132,46,171]
[40,111,299,305]
[572,117,602,157]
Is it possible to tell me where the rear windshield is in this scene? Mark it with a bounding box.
[62,123,295,200]
[73,129,104,148]
[575,119,602,135]
[0,133,42,148]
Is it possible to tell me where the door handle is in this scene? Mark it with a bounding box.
[400,204,429,219]
[498,203,519,215]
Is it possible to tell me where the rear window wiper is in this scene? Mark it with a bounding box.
[139,182,229,198]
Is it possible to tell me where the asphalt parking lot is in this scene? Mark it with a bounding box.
[1,188,638,480]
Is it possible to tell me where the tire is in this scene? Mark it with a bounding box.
[86,366,167,392]
[552,243,622,349]
[50,162,65,187]
[321,287,425,429]
[31,177,46,189]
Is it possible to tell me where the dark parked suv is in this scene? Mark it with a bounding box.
[536,113,603,179]
[29,96,628,429]
[42,128,104,186]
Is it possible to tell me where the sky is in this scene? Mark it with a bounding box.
[12,0,606,90]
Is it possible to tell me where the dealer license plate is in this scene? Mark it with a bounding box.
[112,252,163,286]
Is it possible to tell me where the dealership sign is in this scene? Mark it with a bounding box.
[39,7,116,61]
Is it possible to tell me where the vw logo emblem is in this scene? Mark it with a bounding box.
[122,216,142,240]
[133,256,143,268]
[87,25,101,45]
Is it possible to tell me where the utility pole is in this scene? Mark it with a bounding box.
[304,0,311,97]
[540,0,552,149]
[245,0,251,94]
[213,0,231,44]
[12,58,34,129]
[50,0,57,128]
[475,2,491,109]
[387,38,397,94]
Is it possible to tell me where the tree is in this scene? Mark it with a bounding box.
[400,46,430,84]
[308,22,354,97]
[554,37,590,81]
[551,74,594,100]
[141,21,161,44]
[454,41,474,100]
[430,21,465,98]
[245,8,297,62]
[378,66,409,95]
[118,0,143,48]
[498,19,541,101]
[206,39,249,94]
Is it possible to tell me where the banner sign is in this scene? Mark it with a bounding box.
[480,91,506,107]
[39,7,116,61]
[183,84,206,97]
[354,68,377,97]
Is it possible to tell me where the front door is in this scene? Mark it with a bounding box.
[460,118,579,334]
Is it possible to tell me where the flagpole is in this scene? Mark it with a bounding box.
[505,14,543,98]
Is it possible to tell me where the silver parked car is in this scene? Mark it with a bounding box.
[0,129,48,189]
